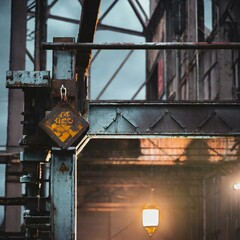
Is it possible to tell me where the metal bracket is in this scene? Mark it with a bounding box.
[6,70,50,88]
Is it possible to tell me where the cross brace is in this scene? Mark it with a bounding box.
[87,101,240,138]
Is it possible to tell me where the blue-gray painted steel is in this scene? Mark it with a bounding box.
[6,70,50,88]
[52,49,75,80]
[51,149,76,240]
[87,101,240,137]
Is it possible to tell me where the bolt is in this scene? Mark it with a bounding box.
[43,74,49,80]
[6,76,13,80]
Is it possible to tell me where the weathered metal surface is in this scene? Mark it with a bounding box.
[7,0,26,149]
[0,197,48,205]
[52,38,76,99]
[40,101,89,149]
[0,232,25,239]
[87,101,240,137]
[42,42,240,50]
[51,149,76,240]
[6,2,27,233]
[34,0,47,71]
[76,0,101,70]
[20,174,36,183]
[20,149,49,162]
[52,38,75,80]
[76,0,101,114]
[6,71,50,88]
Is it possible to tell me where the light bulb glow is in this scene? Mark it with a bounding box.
[142,209,159,227]
[233,182,240,190]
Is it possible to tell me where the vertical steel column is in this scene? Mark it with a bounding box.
[6,0,27,232]
[50,37,77,239]
[51,148,76,240]
[7,0,26,147]
[34,0,47,70]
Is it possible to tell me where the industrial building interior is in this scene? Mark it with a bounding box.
[1,0,240,239]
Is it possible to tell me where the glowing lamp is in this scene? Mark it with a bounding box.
[142,207,159,237]
[233,182,240,190]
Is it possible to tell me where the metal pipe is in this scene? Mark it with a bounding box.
[42,42,240,50]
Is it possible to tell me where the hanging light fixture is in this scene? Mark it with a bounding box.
[142,206,159,237]
[142,188,159,238]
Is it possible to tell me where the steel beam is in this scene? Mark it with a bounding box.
[0,197,48,206]
[42,42,240,50]
[76,0,101,114]
[76,0,101,71]
[6,71,50,88]
[51,148,76,240]
[6,0,27,232]
[34,0,47,70]
[8,0,26,147]
[146,0,165,39]
[87,101,240,137]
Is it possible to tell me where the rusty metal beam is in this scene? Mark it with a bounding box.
[34,0,47,71]
[76,0,101,114]
[76,0,101,71]
[42,42,240,50]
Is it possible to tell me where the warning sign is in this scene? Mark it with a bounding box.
[59,162,69,172]
[49,110,82,143]
[40,101,89,149]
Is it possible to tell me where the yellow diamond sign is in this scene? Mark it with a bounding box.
[40,101,89,149]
